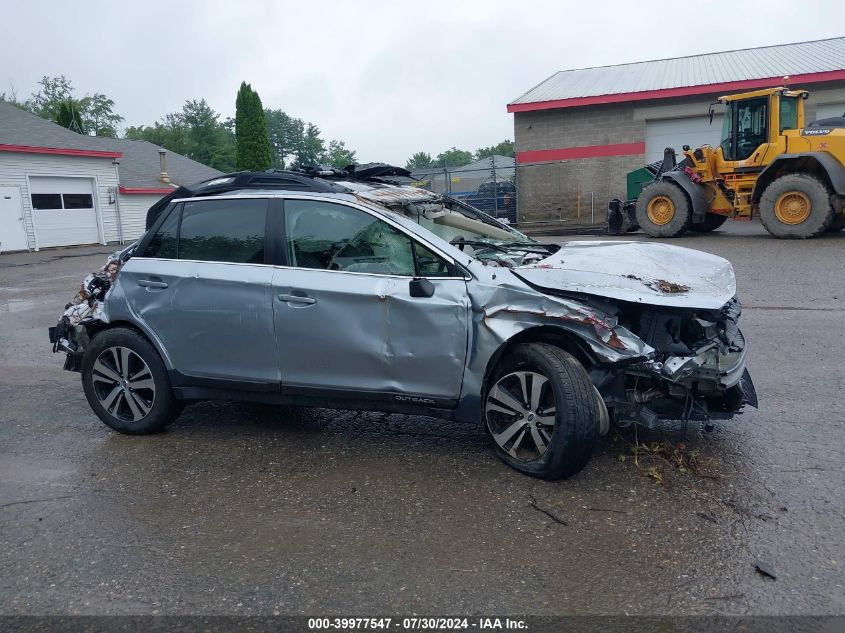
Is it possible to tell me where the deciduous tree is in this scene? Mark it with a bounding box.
[405,151,434,170]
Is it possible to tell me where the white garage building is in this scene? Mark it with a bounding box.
[0,101,221,253]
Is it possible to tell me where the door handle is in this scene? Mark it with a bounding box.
[137,279,168,289]
[277,293,316,305]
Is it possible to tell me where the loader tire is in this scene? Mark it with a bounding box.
[635,182,692,237]
[759,174,833,239]
[689,214,728,233]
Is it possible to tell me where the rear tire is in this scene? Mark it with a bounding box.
[81,327,182,434]
[759,174,833,239]
[689,214,728,233]
[484,343,598,479]
[635,181,692,237]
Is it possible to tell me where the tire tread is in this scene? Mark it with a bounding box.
[759,173,833,239]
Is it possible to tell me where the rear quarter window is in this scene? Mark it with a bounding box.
[141,199,269,263]
[143,205,179,258]
[178,199,268,264]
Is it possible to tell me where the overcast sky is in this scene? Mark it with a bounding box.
[2,0,843,165]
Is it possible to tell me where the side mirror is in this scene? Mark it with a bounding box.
[409,277,434,298]
[708,106,715,125]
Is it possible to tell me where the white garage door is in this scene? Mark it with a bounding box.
[29,176,100,248]
[645,115,723,162]
[815,103,845,120]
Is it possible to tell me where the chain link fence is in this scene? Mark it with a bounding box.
[411,156,632,230]
[410,157,517,223]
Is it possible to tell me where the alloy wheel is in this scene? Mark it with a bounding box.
[485,370,556,462]
[91,346,156,422]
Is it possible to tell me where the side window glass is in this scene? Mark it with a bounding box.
[780,97,798,133]
[284,200,415,276]
[735,97,768,160]
[415,242,454,277]
[143,205,179,258]
[179,199,267,264]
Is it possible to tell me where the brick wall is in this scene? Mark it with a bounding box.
[513,102,646,224]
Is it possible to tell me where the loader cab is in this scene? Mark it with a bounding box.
[717,87,808,164]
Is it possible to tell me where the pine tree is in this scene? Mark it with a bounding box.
[235,82,271,171]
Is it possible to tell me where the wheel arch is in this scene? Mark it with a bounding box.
[85,319,174,370]
[658,171,711,222]
[753,153,845,203]
[482,325,595,393]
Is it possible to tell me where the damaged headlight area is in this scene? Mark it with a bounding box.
[48,247,132,370]
[595,296,757,431]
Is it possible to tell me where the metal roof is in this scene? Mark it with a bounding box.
[509,37,845,111]
[0,101,221,189]
[410,155,515,180]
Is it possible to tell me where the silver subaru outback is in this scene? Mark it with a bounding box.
[52,167,757,479]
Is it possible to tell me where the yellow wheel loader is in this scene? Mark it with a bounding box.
[612,87,845,239]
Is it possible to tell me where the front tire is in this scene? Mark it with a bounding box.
[759,174,833,239]
[484,343,599,479]
[81,327,182,434]
[635,181,692,237]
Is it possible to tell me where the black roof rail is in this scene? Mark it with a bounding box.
[144,164,413,229]
[144,170,347,229]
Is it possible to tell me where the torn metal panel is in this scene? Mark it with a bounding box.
[344,181,440,205]
[457,265,655,407]
[514,241,736,310]
[52,255,123,352]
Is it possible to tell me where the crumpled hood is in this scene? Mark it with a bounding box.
[513,241,736,310]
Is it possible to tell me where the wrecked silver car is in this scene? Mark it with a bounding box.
[50,165,757,479]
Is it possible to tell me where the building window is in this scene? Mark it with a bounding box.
[31,194,63,210]
[31,193,94,210]
[62,193,94,209]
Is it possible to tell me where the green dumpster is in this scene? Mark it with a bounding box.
[626,167,656,201]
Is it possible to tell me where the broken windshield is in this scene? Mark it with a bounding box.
[352,189,555,269]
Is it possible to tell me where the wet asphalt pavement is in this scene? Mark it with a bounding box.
[0,223,843,616]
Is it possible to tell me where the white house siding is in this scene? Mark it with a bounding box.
[0,152,119,250]
[116,193,163,241]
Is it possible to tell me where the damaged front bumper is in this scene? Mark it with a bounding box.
[601,298,757,430]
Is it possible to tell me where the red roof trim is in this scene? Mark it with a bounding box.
[0,143,122,158]
[119,186,174,195]
[516,142,645,164]
[507,69,845,113]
